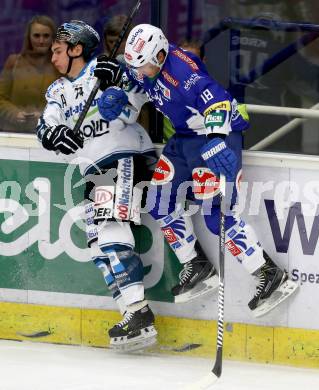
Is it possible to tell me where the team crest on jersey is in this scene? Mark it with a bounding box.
[148,79,171,106]
[152,155,174,185]
[192,168,220,199]
[155,79,171,100]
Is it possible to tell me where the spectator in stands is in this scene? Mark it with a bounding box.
[163,38,206,142]
[103,14,132,57]
[0,15,59,133]
[178,38,206,63]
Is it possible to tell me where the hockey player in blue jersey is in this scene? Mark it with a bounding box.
[94,24,299,317]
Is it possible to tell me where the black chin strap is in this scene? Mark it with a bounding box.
[66,56,74,75]
[65,45,83,75]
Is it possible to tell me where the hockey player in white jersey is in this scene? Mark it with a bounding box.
[36,20,157,351]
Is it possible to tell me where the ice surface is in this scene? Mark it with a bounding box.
[0,339,318,390]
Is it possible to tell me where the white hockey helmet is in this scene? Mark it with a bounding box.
[124,24,169,68]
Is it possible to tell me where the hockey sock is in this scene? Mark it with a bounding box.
[159,206,197,264]
[101,246,145,306]
[225,218,265,274]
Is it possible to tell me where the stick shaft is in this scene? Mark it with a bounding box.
[73,0,141,135]
[212,173,226,378]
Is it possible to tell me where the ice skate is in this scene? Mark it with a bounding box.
[172,243,219,303]
[109,302,157,352]
[249,252,299,317]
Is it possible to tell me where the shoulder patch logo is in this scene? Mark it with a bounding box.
[172,49,199,71]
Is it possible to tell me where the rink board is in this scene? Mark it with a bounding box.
[1,138,319,368]
[0,301,319,368]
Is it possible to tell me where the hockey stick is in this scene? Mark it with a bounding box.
[186,173,226,390]
[72,0,141,136]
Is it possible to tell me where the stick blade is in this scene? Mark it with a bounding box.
[184,372,219,390]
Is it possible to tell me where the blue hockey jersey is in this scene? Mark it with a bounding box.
[124,44,249,136]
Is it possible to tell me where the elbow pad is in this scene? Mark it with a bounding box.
[204,109,230,136]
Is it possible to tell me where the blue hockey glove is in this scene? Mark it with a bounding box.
[201,137,237,181]
[98,86,128,121]
[42,124,83,155]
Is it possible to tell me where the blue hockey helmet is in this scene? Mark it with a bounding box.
[56,20,100,59]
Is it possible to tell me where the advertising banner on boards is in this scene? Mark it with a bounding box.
[1,147,319,330]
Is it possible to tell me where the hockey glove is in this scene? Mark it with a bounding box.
[98,86,129,121]
[42,125,83,155]
[201,137,237,181]
[94,55,122,91]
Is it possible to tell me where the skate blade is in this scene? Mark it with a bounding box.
[174,274,219,303]
[110,326,157,352]
[252,280,300,318]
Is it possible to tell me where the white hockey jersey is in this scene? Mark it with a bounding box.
[37,58,153,176]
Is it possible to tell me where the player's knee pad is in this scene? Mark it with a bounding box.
[225,218,264,274]
[159,204,197,264]
[98,221,135,252]
[104,247,145,306]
